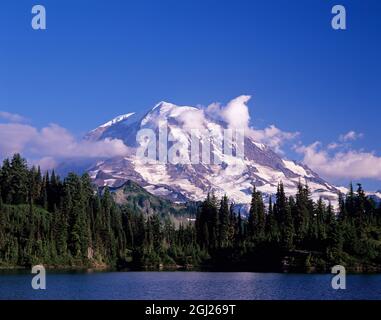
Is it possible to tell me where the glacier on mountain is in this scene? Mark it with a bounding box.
[85,101,345,207]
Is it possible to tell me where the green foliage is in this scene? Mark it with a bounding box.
[1,154,381,272]
[0,155,201,269]
[195,181,381,271]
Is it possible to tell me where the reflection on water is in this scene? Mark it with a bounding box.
[0,271,380,300]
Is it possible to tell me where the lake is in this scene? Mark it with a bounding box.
[0,271,380,300]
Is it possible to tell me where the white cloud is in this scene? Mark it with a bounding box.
[0,122,129,170]
[0,123,37,155]
[0,111,27,123]
[205,95,251,130]
[295,141,381,181]
[0,99,302,172]
[177,108,207,131]
[339,131,363,142]
[33,157,58,171]
[221,95,251,130]
[205,96,299,153]
[250,125,299,154]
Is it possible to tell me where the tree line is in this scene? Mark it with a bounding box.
[196,181,381,271]
[1,154,381,271]
[0,154,203,269]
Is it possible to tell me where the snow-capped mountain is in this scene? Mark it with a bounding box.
[85,101,344,207]
[367,191,381,205]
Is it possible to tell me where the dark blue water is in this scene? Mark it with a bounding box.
[0,271,380,300]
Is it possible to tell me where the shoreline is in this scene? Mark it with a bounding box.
[1,264,381,275]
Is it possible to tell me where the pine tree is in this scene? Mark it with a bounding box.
[294,182,309,246]
[338,192,347,220]
[9,154,29,204]
[346,182,355,217]
[248,186,265,242]
[265,196,280,242]
[196,193,219,250]
[326,202,343,262]
[0,159,12,203]
[209,193,219,249]
[274,182,294,251]
[218,195,230,248]
[235,211,243,244]
[355,184,367,226]
[315,198,327,247]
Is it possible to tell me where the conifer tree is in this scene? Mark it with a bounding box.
[9,154,29,205]
[274,182,294,250]
[248,186,266,241]
[218,195,230,248]
[294,182,309,246]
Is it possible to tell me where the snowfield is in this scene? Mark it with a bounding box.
[84,101,360,210]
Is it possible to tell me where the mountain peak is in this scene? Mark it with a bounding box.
[99,113,135,129]
[151,101,199,113]
[152,101,177,111]
[85,101,342,207]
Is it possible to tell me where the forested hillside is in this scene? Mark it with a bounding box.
[0,154,202,269]
[196,183,381,272]
[1,154,381,272]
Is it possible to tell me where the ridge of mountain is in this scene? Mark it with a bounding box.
[84,101,345,208]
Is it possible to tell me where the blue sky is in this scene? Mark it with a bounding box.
[1,0,380,189]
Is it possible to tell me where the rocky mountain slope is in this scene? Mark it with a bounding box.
[85,101,344,207]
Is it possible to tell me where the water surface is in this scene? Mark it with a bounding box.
[0,271,380,300]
